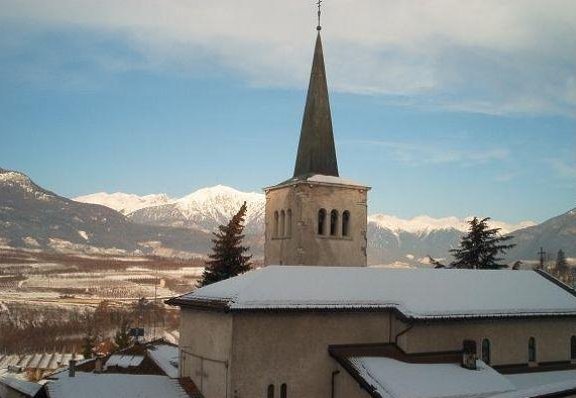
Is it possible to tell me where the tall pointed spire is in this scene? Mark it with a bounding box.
[293,28,339,178]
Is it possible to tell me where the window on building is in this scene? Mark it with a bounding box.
[267,384,274,398]
[572,336,576,360]
[318,209,327,235]
[481,338,491,365]
[330,210,339,236]
[280,383,287,398]
[280,210,286,237]
[529,337,536,362]
[273,211,279,238]
[286,209,292,237]
[342,211,350,237]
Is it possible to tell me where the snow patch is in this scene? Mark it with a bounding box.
[74,192,173,215]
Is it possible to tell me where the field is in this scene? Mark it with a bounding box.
[0,248,205,354]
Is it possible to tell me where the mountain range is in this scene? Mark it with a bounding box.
[1,167,574,266]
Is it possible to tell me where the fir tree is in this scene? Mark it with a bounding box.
[114,319,131,350]
[81,331,95,359]
[449,217,515,269]
[198,202,252,287]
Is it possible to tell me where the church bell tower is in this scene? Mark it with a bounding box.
[264,21,370,267]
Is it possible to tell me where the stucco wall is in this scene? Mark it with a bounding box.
[264,181,368,267]
[230,311,391,398]
[179,309,233,398]
[405,318,576,366]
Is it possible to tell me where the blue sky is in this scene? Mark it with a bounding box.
[0,0,574,223]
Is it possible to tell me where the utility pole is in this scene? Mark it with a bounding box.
[538,247,546,270]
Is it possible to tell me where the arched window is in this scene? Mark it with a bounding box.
[286,209,292,237]
[273,211,279,238]
[571,336,576,360]
[318,209,327,235]
[529,337,536,362]
[280,210,286,237]
[280,383,287,398]
[330,210,339,236]
[267,384,274,398]
[342,211,350,237]
[481,338,491,365]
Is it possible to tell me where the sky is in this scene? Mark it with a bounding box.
[0,0,574,223]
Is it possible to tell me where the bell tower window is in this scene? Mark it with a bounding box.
[318,209,327,235]
[273,211,279,238]
[280,210,286,237]
[286,209,292,237]
[330,210,339,236]
[342,210,350,237]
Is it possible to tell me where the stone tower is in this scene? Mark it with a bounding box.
[264,30,370,267]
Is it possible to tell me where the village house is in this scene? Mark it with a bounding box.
[168,20,576,398]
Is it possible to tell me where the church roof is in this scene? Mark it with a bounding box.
[168,267,576,320]
[266,173,369,190]
[293,32,339,179]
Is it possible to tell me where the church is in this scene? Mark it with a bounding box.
[168,18,576,398]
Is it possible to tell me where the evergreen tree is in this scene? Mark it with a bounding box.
[198,202,252,287]
[81,331,95,359]
[556,249,569,274]
[449,217,515,269]
[114,319,131,350]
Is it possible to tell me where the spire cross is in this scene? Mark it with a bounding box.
[316,0,322,30]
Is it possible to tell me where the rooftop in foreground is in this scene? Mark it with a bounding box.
[168,267,576,320]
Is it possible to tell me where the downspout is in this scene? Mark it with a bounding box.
[394,321,414,345]
[331,370,340,398]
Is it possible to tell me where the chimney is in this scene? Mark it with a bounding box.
[94,357,103,373]
[68,359,76,377]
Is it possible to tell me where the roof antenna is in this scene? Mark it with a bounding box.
[316,0,322,31]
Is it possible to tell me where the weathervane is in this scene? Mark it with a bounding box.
[316,0,322,30]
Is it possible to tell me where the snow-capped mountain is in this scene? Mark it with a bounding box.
[127,185,265,234]
[5,166,572,265]
[73,192,173,215]
[77,184,540,265]
[0,168,211,256]
[368,214,535,236]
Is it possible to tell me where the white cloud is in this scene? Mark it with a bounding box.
[346,139,509,166]
[1,0,575,115]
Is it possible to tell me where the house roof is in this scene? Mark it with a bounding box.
[0,375,43,398]
[347,357,515,398]
[168,267,576,320]
[46,373,189,398]
[329,343,576,398]
[147,344,179,379]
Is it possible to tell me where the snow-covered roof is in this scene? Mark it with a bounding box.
[268,174,369,189]
[46,373,189,398]
[494,370,576,398]
[104,354,144,369]
[0,376,43,397]
[170,267,576,319]
[342,357,576,398]
[147,345,179,378]
[349,357,514,398]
